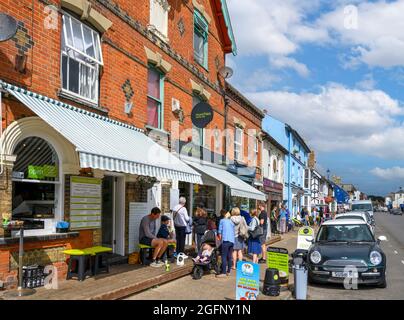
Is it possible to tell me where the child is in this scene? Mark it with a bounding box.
[192,242,213,263]
[157,215,176,245]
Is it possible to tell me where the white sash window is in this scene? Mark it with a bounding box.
[150,0,170,40]
[61,14,103,104]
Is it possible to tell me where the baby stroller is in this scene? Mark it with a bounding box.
[191,230,220,280]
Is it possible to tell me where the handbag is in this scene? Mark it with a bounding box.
[249,218,263,239]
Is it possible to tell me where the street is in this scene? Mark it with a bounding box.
[127,212,404,300]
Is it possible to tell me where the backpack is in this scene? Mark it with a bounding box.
[239,217,249,240]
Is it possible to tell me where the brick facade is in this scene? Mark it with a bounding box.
[0,0,263,286]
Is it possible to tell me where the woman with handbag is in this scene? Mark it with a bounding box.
[193,207,208,251]
[173,197,190,255]
[247,209,262,264]
[230,207,248,269]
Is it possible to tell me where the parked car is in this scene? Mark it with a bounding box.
[351,200,374,218]
[390,208,403,216]
[307,219,387,288]
[335,212,375,234]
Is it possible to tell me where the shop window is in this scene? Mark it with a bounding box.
[193,184,216,217]
[194,10,208,69]
[234,127,243,162]
[11,137,60,229]
[61,13,103,104]
[149,0,170,40]
[304,169,310,189]
[192,96,204,146]
[147,67,163,129]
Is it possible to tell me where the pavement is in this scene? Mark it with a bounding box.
[126,232,298,300]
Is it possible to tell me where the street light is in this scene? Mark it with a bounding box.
[327,169,330,180]
[218,66,233,164]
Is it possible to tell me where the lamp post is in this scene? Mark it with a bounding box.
[327,169,330,180]
[218,66,233,165]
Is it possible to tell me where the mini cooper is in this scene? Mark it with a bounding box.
[307,219,387,288]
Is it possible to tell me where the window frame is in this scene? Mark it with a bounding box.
[193,10,209,69]
[147,66,164,130]
[149,0,169,40]
[234,127,244,162]
[61,13,103,105]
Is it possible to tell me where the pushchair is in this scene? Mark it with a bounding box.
[191,230,220,280]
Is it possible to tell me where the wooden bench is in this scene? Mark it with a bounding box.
[138,243,176,265]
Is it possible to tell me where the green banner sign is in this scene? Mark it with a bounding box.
[267,247,289,279]
[28,165,44,180]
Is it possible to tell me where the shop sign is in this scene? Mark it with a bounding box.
[70,176,102,230]
[263,178,283,193]
[236,261,260,300]
[267,247,289,279]
[297,226,314,250]
[28,165,57,179]
[191,102,213,129]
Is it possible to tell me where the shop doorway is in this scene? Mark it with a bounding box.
[101,175,125,255]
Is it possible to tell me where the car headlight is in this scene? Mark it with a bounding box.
[370,251,382,265]
[310,251,321,264]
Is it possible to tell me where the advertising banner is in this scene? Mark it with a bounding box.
[297,227,314,250]
[236,261,260,300]
[267,247,289,279]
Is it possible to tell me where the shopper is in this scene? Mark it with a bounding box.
[258,204,268,263]
[230,207,248,269]
[247,209,261,264]
[216,209,228,230]
[270,206,278,235]
[216,212,235,278]
[279,205,287,234]
[139,207,168,267]
[193,207,208,251]
[173,197,190,255]
[207,214,217,232]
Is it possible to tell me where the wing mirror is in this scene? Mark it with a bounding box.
[378,236,387,242]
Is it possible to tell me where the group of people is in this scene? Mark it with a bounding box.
[138,197,271,274]
[269,204,290,235]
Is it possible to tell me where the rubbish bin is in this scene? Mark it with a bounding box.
[263,268,280,296]
[293,255,308,300]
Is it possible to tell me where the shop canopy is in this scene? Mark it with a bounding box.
[2,82,202,184]
[184,160,266,201]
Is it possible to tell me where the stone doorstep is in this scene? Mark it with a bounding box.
[91,264,194,300]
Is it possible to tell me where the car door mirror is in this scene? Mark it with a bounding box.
[378,236,387,242]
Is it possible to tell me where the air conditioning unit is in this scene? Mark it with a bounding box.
[172,98,181,113]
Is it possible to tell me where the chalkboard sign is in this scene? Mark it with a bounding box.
[191,102,213,129]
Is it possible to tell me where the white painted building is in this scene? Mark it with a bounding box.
[392,187,404,208]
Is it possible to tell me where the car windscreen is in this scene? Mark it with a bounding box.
[352,204,373,211]
[335,215,365,222]
[317,224,374,242]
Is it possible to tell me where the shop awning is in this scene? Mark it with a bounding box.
[184,160,266,201]
[3,82,202,184]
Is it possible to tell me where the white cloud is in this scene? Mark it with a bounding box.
[246,84,404,159]
[318,0,404,68]
[227,0,327,76]
[356,73,376,90]
[371,167,404,180]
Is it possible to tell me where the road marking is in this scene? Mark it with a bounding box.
[394,251,398,255]
[401,260,404,265]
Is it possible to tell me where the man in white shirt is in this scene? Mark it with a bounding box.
[173,197,189,255]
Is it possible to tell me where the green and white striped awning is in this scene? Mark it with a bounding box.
[1,81,202,184]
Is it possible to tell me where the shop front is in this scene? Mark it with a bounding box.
[0,82,202,288]
[263,178,283,212]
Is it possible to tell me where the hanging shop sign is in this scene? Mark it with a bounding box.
[297,226,314,250]
[267,247,289,280]
[236,261,260,300]
[191,102,213,129]
[70,176,102,230]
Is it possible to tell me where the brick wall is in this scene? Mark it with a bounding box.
[0,165,12,239]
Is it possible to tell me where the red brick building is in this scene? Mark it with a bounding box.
[0,0,265,288]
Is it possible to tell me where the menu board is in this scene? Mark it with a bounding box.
[70,176,102,230]
[128,202,149,253]
[267,247,289,279]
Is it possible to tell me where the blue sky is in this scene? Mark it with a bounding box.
[226,0,404,196]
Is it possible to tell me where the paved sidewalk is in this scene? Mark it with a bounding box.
[127,232,298,300]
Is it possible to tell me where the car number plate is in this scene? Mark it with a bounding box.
[332,271,358,278]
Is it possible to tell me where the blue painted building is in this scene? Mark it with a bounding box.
[263,116,311,216]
